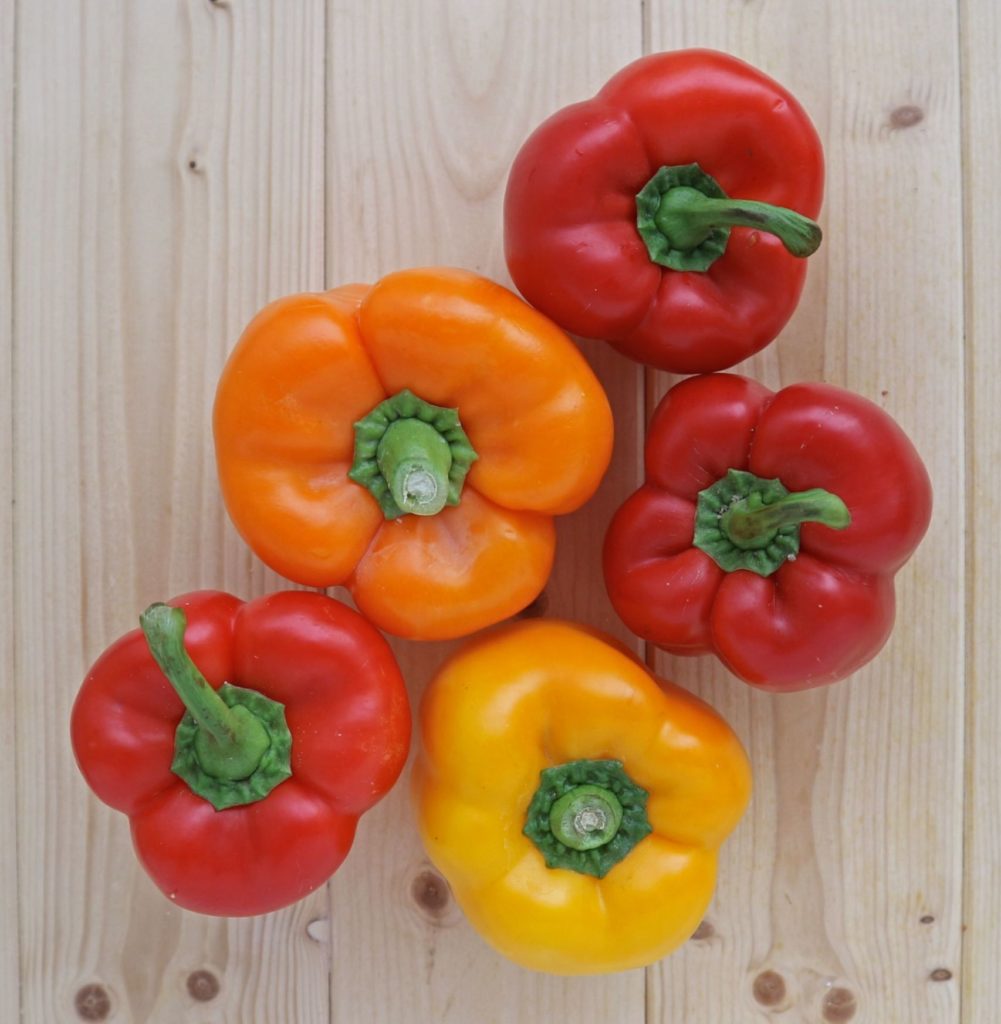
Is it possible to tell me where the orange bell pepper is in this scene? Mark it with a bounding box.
[413,620,751,974]
[213,268,613,640]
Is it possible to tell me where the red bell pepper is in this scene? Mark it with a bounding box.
[603,374,932,690]
[504,49,824,373]
[70,590,411,916]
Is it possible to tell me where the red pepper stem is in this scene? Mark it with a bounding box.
[655,187,822,258]
[721,488,850,550]
[140,604,270,782]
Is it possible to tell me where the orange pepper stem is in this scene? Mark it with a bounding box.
[348,389,478,520]
[140,603,292,810]
[376,418,453,516]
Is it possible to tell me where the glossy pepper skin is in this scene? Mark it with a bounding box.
[70,590,411,916]
[604,374,932,691]
[504,49,824,373]
[413,620,750,975]
[214,268,613,641]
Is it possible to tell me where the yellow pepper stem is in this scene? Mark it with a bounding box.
[549,785,623,851]
[523,759,652,878]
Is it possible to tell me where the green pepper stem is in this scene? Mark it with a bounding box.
[376,418,453,517]
[349,390,478,520]
[655,186,822,258]
[549,785,623,851]
[694,469,851,576]
[636,164,822,273]
[523,759,652,878]
[721,487,851,550]
[140,604,270,782]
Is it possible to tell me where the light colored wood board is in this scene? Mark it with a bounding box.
[13,1,328,1021]
[15,6,135,1017]
[0,0,18,1015]
[960,0,1001,1020]
[325,1,646,1019]
[164,0,327,601]
[646,3,964,1022]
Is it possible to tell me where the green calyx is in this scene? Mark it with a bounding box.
[140,603,292,811]
[693,468,851,577]
[636,163,822,272]
[523,759,652,878]
[348,389,478,520]
[172,684,292,809]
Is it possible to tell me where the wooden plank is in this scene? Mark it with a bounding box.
[0,0,18,1017]
[324,2,647,1019]
[646,3,965,1022]
[960,0,1001,1020]
[13,1,327,1020]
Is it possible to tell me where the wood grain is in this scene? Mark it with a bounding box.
[960,0,1000,1020]
[324,2,647,1020]
[13,1,328,1021]
[646,3,965,1023]
[0,0,18,1018]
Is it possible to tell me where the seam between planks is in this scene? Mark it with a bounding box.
[321,0,329,296]
[957,0,975,1021]
[8,0,23,1018]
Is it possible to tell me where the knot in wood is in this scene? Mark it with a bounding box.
[822,986,857,1021]
[74,984,111,1021]
[752,970,787,1006]
[412,868,450,919]
[187,969,220,1002]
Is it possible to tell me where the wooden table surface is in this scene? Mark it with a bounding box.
[2,1,995,1021]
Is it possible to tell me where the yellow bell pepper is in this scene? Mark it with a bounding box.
[413,620,751,975]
